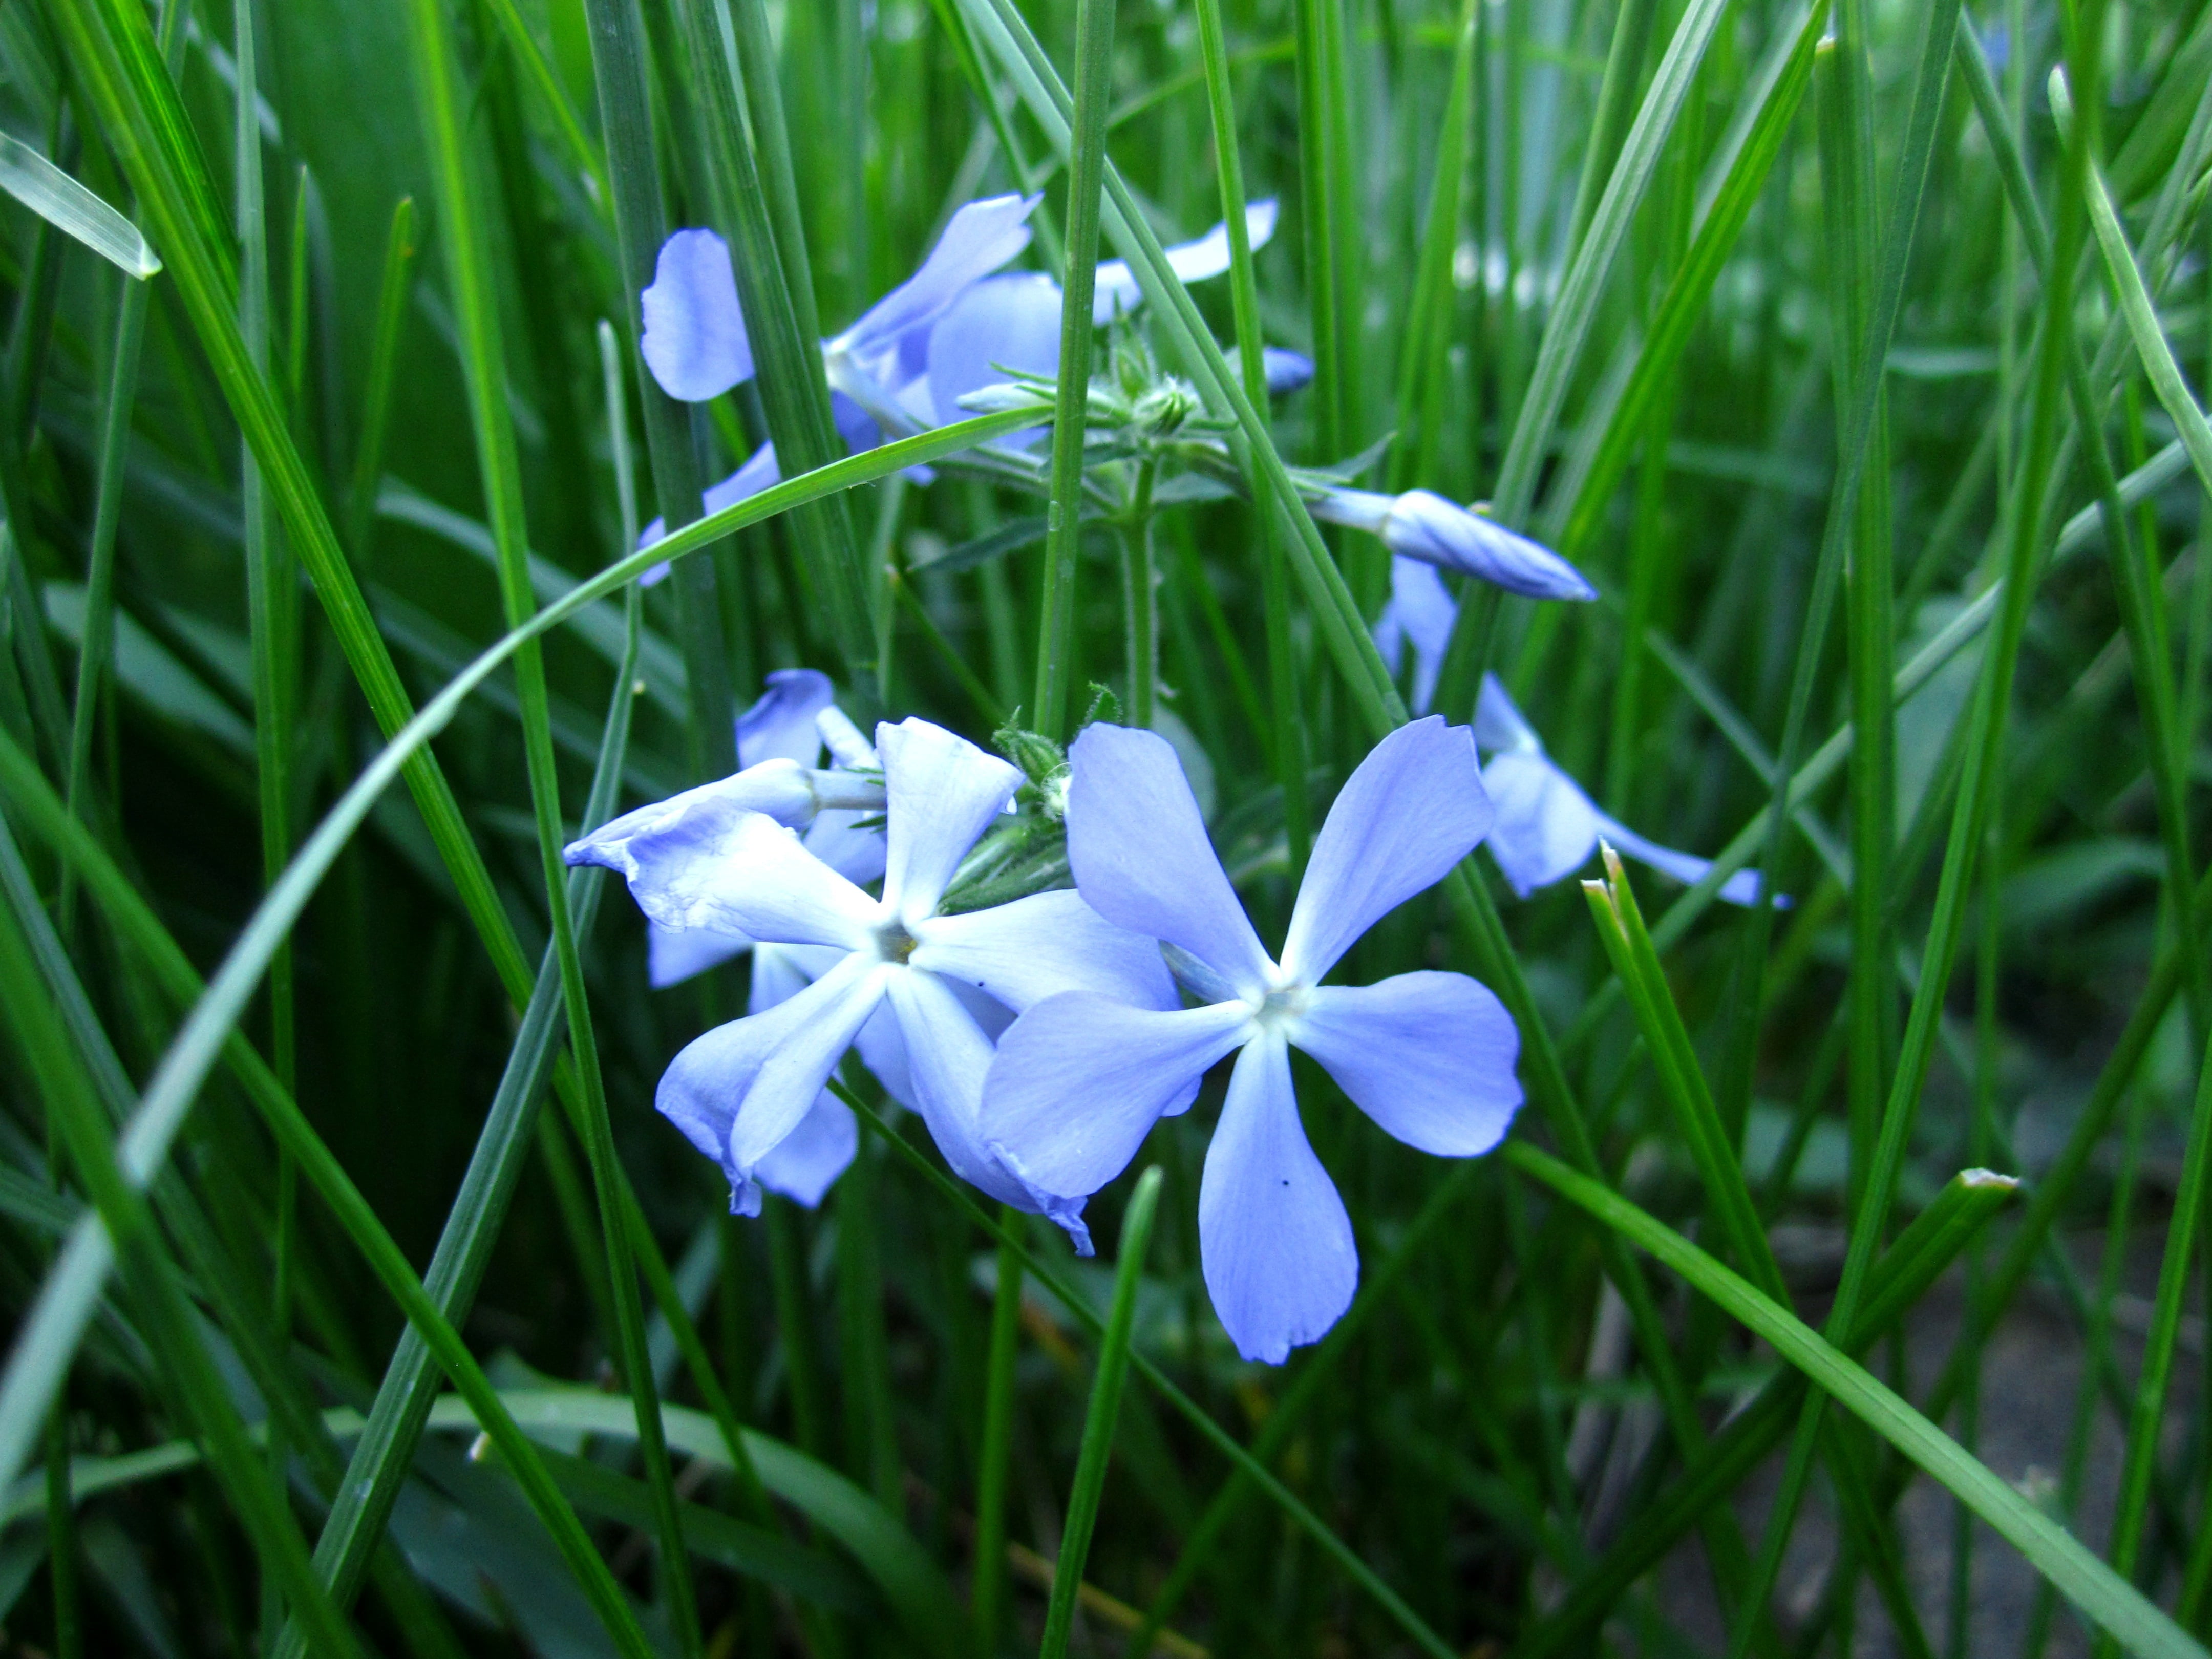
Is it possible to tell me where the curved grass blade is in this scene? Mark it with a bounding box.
[0,130,157,276]
[1503,1140,2207,1659]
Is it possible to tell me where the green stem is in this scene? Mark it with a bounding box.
[1030,0,1118,740]
[1118,460,1157,726]
[971,1215,1024,1655]
[1038,1168,1162,1659]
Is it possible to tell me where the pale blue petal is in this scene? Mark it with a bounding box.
[1291,972,1521,1154]
[831,391,882,454]
[1373,556,1457,716]
[564,764,834,929]
[641,228,754,402]
[853,996,917,1109]
[888,969,1093,1251]
[1066,724,1272,995]
[736,668,834,768]
[912,889,1179,1015]
[1481,751,1600,897]
[1382,492,1598,602]
[1091,199,1278,323]
[701,815,880,946]
[1281,717,1491,983]
[1473,671,1539,754]
[639,441,781,549]
[985,994,1251,1200]
[803,807,888,888]
[655,952,871,1210]
[1596,817,1775,907]
[749,942,847,1012]
[838,194,1040,360]
[1199,1033,1356,1365]
[1261,347,1313,395]
[726,958,888,1189]
[877,719,1022,918]
[649,921,749,989]
[926,271,1061,440]
[753,1093,858,1207]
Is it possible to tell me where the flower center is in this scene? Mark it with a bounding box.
[1252,980,1309,1031]
[874,919,919,964]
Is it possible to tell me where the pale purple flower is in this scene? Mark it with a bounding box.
[568,717,1180,1244]
[1474,673,1774,906]
[1372,555,1458,716]
[1313,488,1597,602]
[982,719,1523,1364]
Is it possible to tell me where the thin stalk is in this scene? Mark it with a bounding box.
[1191,0,1307,862]
[835,1134,900,1507]
[404,1,697,1649]
[1030,0,1118,741]
[971,1214,1024,1655]
[1118,460,1157,726]
[2094,1031,2212,1653]
[1291,0,1344,460]
[1038,1167,1163,1659]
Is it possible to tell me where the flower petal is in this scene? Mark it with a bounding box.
[1596,817,1773,907]
[1066,724,1272,995]
[753,1093,858,1207]
[1291,972,1521,1155]
[877,718,1022,919]
[736,669,834,769]
[803,807,888,888]
[1280,717,1491,983]
[1473,671,1540,754]
[1373,556,1458,716]
[1261,346,1313,394]
[641,229,754,402]
[926,271,1062,437]
[985,994,1251,1200]
[838,194,1040,360]
[1092,199,1278,323]
[704,815,881,946]
[1199,1033,1356,1364]
[912,889,1178,1015]
[888,969,1093,1249]
[648,921,749,989]
[1481,751,1601,897]
[565,767,855,938]
[1382,493,1598,602]
[725,958,889,1197]
[655,952,872,1208]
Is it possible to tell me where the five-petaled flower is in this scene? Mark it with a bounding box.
[567,717,1180,1249]
[981,718,1524,1364]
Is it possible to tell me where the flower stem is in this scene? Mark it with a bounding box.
[1119,460,1158,727]
[971,1213,1025,1655]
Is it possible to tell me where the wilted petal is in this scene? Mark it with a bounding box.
[1597,818,1772,907]
[1481,751,1601,897]
[1473,671,1541,754]
[887,969,1093,1249]
[912,889,1178,1015]
[1281,717,1491,983]
[986,993,1251,1200]
[639,441,782,557]
[1092,199,1279,323]
[927,271,1062,434]
[1373,556,1459,716]
[1199,1033,1356,1365]
[838,194,1040,360]
[649,921,749,989]
[726,957,889,1193]
[1066,724,1272,995]
[565,764,837,931]
[1291,972,1521,1155]
[641,229,754,402]
[1382,492,1598,602]
[878,719,1022,919]
[736,669,834,768]
[753,1093,858,1207]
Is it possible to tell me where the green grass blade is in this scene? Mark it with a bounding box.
[1505,1140,2207,1659]
[1039,1166,1161,1659]
[341,196,414,562]
[0,129,158,277]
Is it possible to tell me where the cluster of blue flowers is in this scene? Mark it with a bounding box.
[577,194,1774,1364]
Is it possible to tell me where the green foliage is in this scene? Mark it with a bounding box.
[0,0,2207,1651]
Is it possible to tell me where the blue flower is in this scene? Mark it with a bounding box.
[1473,673,1775,906]
[982,718,1523,1364]
[1313,488,1597,602]
[1372,554,1458,716]
[567,716,1181,1244]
